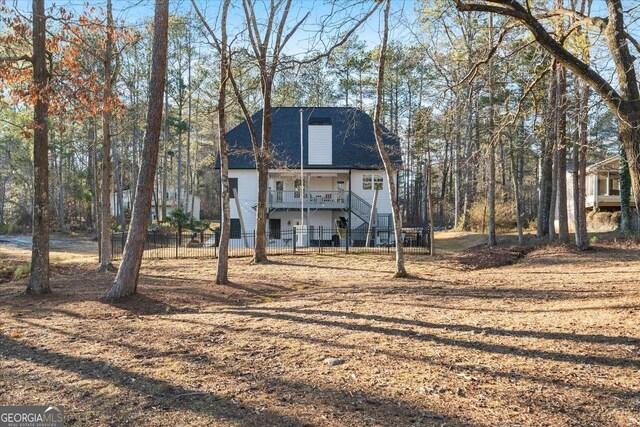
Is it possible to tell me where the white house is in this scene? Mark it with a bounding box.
[565,155,634,231]
[221,107,403,247]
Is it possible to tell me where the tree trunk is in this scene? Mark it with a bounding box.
[161,88,169,220]
[574,80,590,248]
[86,125,95,230]
[620,146,632,233]
[556,64,570,243]
[547,61,558,241]
[620,122,640,236]
[254,148,269,263]
[536,136,552,237]
[27,0,50,295]
[114,146,125,228]
[93,120,102,258]
[487,16,497,247]
[374,0,406,277]
[185,36,192,214]
[216,0,231,285]
[453,92,462,227]
[509,139,524,245]
[461,86,475,231]
[56,141,65,232]
[98,0,114,271]
[548,140,558,241]
[177,98,183,209]
[253,83,273,264]
[107,0,169,300]
[427,154,435,256]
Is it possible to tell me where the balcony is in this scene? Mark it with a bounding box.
[269,190,348,210]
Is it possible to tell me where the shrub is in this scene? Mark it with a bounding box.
[464,198,517,232]
[587,210,620,232]
[12,263,30,280]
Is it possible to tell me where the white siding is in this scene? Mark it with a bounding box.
[349,170,395,229]
[351,170,394,215]
[229,170,258,235]
[308,125,332,165]
[309,176,332,191]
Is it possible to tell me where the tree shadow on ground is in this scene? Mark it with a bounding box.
[269,259,395,274]
[0,332,464,427]
[242,306,640,346]
[294,282,621,302]
[172,316,639,413]
[220,308,640,369]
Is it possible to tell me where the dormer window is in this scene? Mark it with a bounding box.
[308,117,332,165]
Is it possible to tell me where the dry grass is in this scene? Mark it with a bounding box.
[0,235,639,426]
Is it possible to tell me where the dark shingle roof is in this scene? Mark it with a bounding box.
[223,107,402,169]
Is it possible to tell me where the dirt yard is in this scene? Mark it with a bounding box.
[0,234,639,426]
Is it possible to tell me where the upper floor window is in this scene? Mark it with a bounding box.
[363,174,383,190]
[308,117,332,165]
[229,178,238,198]
[363,175,372,190]
[374,175,383,190]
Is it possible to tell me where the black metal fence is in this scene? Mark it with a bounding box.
[111,226,430,260]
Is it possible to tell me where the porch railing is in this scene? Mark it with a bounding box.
[268,190,348,209]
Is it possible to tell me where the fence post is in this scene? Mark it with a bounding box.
[345,226,349,254]
[388,226,391,254]
[319,226,323,254]
[293,227,297,254]
[175,231,179,259]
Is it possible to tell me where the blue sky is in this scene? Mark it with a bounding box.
[3,0,418,56]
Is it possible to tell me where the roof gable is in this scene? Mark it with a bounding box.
[223,107,402,169]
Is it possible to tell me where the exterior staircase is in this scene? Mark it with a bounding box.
[349,192,375,224]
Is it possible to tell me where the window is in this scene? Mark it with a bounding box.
[308,118,332,165]
[363,174,372,190]
[363,174,383,190]
[374,175,383,190]
[229,178,238,198]
[609,173,620,196]
[597,174,607,196]
[294,178,301,198]
[230,218,241,239]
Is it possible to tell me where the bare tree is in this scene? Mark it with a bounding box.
[455,0,640,223]
[107,0,169,300]
[486,14,497,246]
[216,1,231,284]
[227,0,310,263]
[27,0,50,294]
[192,0,233,283]
[374,0,406,277]
[98,0,116,271]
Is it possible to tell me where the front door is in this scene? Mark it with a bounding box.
[269,218,281,239]
[276,181,284,203]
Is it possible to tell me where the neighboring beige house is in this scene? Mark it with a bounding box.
[566,155,635,231]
